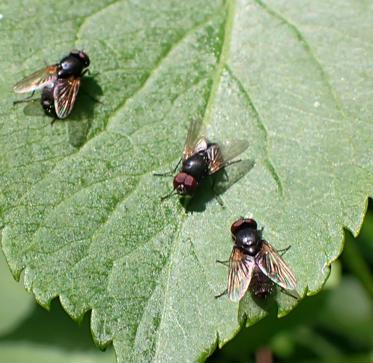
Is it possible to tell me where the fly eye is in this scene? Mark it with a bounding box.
[231,219,244,234]
[184,175,196,188]
[80,52,90,66]
[173,173,186,190]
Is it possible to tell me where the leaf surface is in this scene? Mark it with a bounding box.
[1,0,373,362]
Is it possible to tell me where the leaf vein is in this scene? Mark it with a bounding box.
[225,64,284,195]
[254,0,348,119]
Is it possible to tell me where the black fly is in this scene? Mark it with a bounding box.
[217,218,297,301]
[13,49,90,119]
[155,119,249,200]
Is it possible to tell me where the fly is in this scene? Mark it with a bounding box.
[155,119,249,200]
[13,49,90,119]
[217,218,297,301]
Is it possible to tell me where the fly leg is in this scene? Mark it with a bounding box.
[277,245,291,256]
[279,287,299,300]
[209,176,225,208]
[154,158,182,177]
[216,259,229,267]
[215,289,228,299]
[155,159,182,201]
[160,189,178,202]
[82,69,100,77]
[13,91,36,105]
[50,117,58,126]
[223,159,242,168]
[215,259,229,299]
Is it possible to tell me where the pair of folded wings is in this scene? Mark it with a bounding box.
[228,242,297,302]
[13,65,80,119]
[182,119,249,174]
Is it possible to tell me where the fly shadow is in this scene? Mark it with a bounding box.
[237,288,278,326]
[21,75,103,148]
[184,158,255,212]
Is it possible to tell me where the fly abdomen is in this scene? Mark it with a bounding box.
[40,84,56,117]
[250,267,275,299]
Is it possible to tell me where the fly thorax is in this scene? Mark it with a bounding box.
[181,153,209,181]
[58,55,84,78]
[235,229,262,256]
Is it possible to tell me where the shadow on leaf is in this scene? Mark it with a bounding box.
[66,76,103,147]
[186,159,255,213]
[20,76,103,148]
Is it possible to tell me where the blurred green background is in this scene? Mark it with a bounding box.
[1,202,373,363]
[0,246,115,362]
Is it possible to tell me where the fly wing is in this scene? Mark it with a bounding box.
[220,139,249,164]
[182,119,204,160]
[256,240,297,290]
[228,247,255,302]
[13,65,58,93]
[208,139,249,174]
[206,144,224,174]
[53,77,80,119]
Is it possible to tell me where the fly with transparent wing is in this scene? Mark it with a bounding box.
[227,248,255,302]
[13,50,90,119]
[256,240,297,291]
[217,218,298,302]
[53,77,81,119]
[155,119,250,199]
[13,65,58,94]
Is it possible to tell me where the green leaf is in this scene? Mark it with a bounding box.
[1,0,373,362]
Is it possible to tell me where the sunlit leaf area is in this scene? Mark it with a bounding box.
[0,1,372,362]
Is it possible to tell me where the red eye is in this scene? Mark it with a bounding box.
[231,218,258,235]
[78,51,90,66]
[173,173,197,195]
[184,174,196,189]
[231,218,245,234]
[173,172,187,189]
